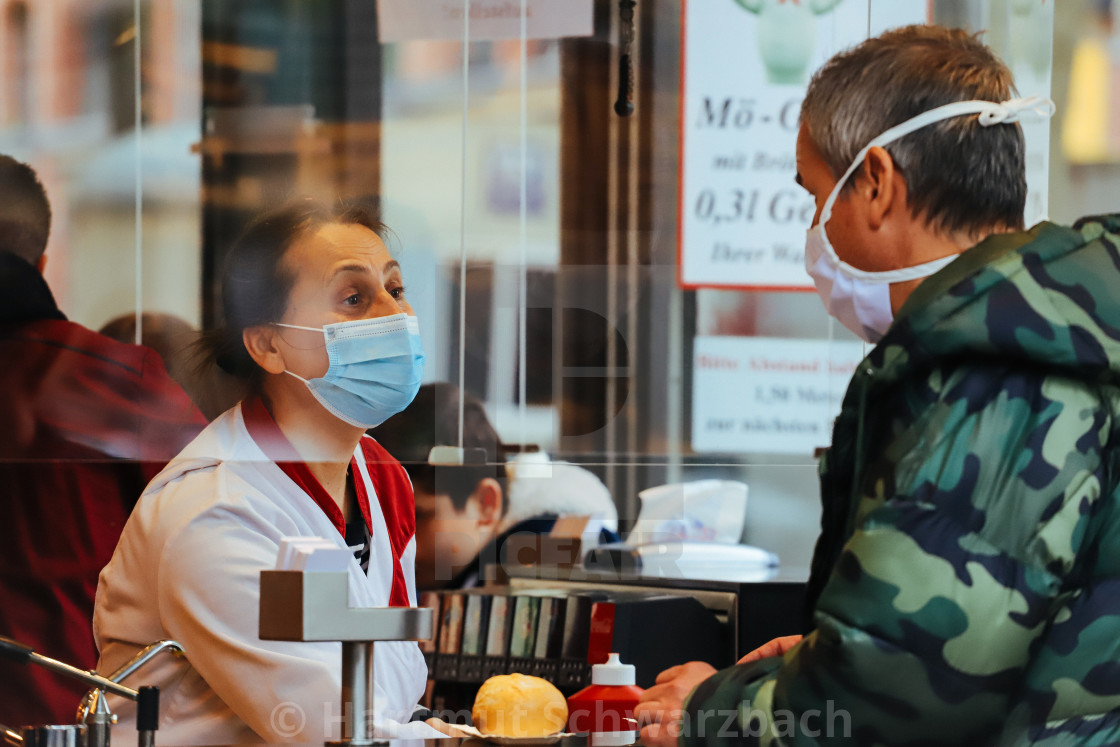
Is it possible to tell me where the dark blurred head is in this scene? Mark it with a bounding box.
[374,382,508,589]
[98,312,232,416]
[100,312,196,371]
[0,155,51,265]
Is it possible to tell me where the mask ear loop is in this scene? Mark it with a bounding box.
[273,322,323,333]
[271,321,328,352]
[284,370,311,385]
[272,325,318,380]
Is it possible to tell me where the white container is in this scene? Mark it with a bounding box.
[626,480,748,546]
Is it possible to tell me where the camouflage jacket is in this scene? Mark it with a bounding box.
[681,215,1120,746]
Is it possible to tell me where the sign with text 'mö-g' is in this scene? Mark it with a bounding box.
[691,336,865,455]
[678,0,926,290]
[377,0,593,43]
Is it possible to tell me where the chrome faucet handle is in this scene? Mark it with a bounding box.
[76,640,183,723]
[103,640,184,685]
[77,640,182,747]
[0,637,136,701]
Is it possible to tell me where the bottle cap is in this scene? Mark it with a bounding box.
[592,653,636,686]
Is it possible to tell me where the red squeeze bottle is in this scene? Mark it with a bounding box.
[567,653,644,744]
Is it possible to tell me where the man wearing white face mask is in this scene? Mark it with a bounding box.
[638,25,1120,746]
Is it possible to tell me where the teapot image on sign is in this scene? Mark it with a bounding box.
[732,0,845,85]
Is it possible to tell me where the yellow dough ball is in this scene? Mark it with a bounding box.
[472,673,569,737]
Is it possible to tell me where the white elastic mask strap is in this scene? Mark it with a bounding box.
[274,322,324,333]
[817,96,1055,282]
[270,323,321,383]
[284,369,311,385]
[274,323,325,383]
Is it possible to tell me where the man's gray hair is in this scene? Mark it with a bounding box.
[801,25,1026,236]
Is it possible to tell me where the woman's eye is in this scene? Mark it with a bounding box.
[343,293,361,306]
[389,286,406,301]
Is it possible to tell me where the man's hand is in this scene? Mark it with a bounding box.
[736,634,802,665]
[634,661,717,747]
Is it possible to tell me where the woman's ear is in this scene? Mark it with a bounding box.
[859,145,903,231]
[242,325,288,375]
[474,478,504,527]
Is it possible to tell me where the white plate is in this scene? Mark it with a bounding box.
[442,723,570,744]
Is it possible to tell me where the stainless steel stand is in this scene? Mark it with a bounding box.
[259,570,433,747]
[339,642,374,745]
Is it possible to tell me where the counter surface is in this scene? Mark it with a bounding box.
[156,739,612,747]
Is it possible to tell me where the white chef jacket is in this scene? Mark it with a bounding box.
[93,401,440,744]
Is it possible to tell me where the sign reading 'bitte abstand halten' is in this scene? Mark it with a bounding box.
[691,336,864,454]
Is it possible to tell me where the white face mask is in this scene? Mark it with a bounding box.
[804,96,1055,343]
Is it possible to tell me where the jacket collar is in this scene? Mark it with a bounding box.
[0,251,66,324]
[867,218,1115,388]
[893,221,1069,331]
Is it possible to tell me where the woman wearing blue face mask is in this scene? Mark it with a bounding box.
[92,198,439,745]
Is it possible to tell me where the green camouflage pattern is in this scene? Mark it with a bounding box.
[681,215,1120,746]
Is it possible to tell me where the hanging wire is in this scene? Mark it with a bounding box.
[624,0,640,511]
[604,20,621,500]
[615,0,636,116]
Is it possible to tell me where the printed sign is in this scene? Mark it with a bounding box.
[1003,0,1054,225]
[377,0,593,43]
[678,0,928,290]
[691,336,866,454]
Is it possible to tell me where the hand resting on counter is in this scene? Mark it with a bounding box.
[635,635,803,747]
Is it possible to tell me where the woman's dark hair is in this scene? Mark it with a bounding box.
[198,197,386,391]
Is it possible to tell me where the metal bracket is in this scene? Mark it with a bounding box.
[258,570,434,745]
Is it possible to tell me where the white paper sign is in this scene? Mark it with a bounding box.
[678,0,927,290]
[691,336,866,455]
[1004,0,1054,226]
[377,0,593,43]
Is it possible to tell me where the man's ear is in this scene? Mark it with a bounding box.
[242,325,288,375]
[859,145,903,231]
[35,254,47,274]
[474,478,504,527]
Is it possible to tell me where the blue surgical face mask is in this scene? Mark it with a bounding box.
[274,312,425,428]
